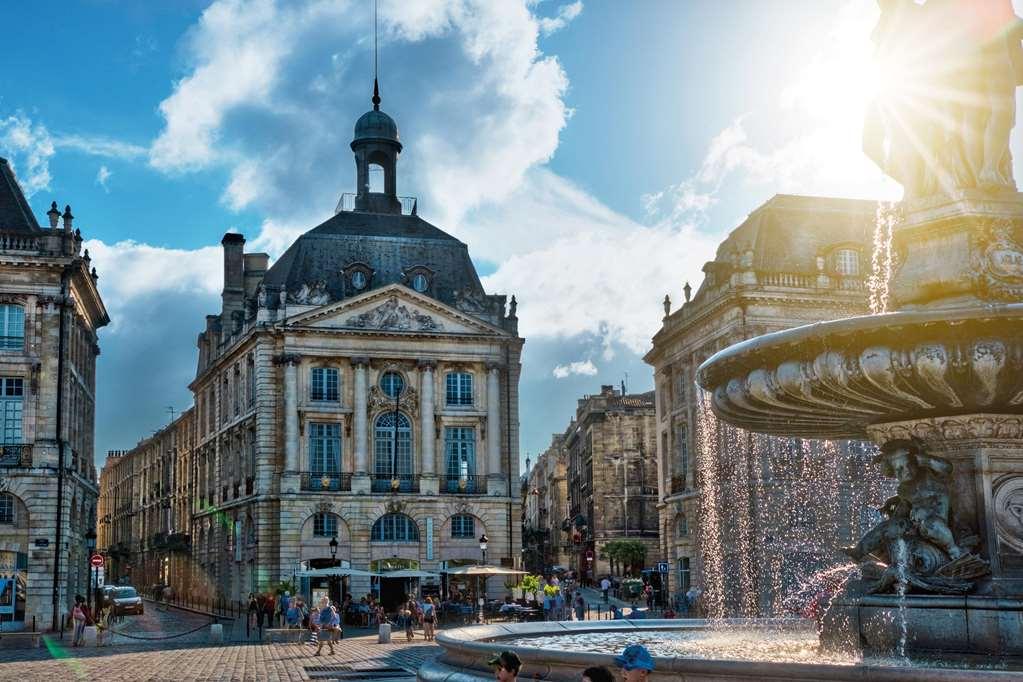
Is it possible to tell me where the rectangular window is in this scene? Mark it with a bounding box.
[679,557,691,595]
[233,365,241,416]
[246,355,256,409]
[0,494,12,524]
[310,368,340,402]
[309,422,341,474]
[445,373,473,406]
[676,424,688,484]
[0,305,24,350]
[313,513,337,537]
[0,378,23,445]
[444,427,476,492]
[451,514,474,538]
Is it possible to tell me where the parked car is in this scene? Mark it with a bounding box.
[101,584,117,607]
[110,586,144,616]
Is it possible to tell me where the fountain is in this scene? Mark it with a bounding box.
[420,3,1023,679]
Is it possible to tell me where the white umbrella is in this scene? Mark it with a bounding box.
[296,567,381,578]
[379,569,441,579]
[441,565,527,576]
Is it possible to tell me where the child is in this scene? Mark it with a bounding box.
[402,608,414,641]
[308,605,320,648]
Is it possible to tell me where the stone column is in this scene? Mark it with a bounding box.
[282,355,300,474]
[351,357,371,494]
[486,364,503,496]
[419,360,438,494]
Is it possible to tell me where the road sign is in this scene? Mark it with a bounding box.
[657,561,669,574]
[95,567,105,588]
[89,554,104,568]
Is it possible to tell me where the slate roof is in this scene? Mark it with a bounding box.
[0,157,41,233]
[262,209,486,309]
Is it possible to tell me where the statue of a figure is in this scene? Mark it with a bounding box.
[865,0,1023,197]
[843,439,988,594]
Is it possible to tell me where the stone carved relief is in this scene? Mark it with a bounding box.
[867,415,1023,445]
[367,385,419,418]
[993,475,1023,555]
[289,280,331,306]
[453,288,487,314]
[843,439,989,594]
[345,297,443,332]
[971,219,1023,301]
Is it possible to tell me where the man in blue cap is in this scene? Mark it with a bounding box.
[613,644,654,682]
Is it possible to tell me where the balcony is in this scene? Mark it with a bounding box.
[371,474,420,493]
[0,444,31,467]
[671,474,687,495]
[301,472,353,492]
[335,193,418,215]
[442,475,485,495]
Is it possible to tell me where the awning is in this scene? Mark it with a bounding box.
[296,567,381,578]
[441,565,527,576]
[379,569,441,579]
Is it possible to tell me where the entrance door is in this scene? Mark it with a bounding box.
[379,578,406,611]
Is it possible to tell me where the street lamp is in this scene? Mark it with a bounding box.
[477,534,489,624]
[85,529,98,618]
[329,536,339,604]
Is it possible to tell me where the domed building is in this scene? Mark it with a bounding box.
[102,82,523,608]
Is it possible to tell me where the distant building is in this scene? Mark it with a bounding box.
[645,194,891,615]
[558,385,659,582]
[521,434,570,575]
[101,83,523,608]
[0,158,108,629]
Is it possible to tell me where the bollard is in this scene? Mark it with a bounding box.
[378,622,391,644]
[209,623,223,643]
[83,625,97,647]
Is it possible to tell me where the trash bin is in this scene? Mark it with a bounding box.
[378,622,391,643]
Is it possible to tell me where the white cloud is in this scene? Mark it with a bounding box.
[96,165,112,192]
[0,113,55,196]
[538,1,583,36]
[54,134,147,160]
[552,359,597,379]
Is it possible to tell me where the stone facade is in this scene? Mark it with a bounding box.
[100,94,523,607]
[644,194,892,614]
[521,435,570,574]
[548,386,660,581]
[0,158,109,630]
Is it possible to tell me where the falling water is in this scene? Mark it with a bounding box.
[695,389,726,620]
[894,537,909,661]
[868,201,898,314]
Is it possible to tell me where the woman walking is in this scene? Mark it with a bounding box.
[314,597,337,656]
[71,596,87,647]
[422,596,436,640]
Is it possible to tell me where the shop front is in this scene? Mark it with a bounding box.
[0,550,27,631]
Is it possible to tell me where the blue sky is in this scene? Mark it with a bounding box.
[2,0,1021,466]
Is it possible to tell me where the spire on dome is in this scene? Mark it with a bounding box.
[373,78,381,111]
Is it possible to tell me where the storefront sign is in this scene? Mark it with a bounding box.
[33,538,48,548]
[426,517,434,560]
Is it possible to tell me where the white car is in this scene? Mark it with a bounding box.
[110,586,144,616]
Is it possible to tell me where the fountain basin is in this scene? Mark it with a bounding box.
[417,620,1021,681]
[695,303,1023,439]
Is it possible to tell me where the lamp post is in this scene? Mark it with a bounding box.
[478,534,488,624]
[329,536,339,604]
[85,529,97,618]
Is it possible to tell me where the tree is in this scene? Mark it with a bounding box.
[600,540,647,575]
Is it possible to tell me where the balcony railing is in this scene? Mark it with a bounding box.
[0,444,30,467]
[442,475,485,495]
[335,193,418,215]
[671,474,687,495]
[372,474,420,493]
[0,233,40,252]
[301,472,353,492]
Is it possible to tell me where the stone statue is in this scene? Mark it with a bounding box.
[843,439,988,594]
[864,0,1023,196]
[257,284,267,308]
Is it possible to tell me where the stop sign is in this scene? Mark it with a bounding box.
[90,554,104,568]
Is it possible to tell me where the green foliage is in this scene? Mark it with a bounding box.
[518,574,541,594]
[599,539,648,568]
[542,583,560,597]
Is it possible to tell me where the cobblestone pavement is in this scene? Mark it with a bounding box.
[0,606,441,681]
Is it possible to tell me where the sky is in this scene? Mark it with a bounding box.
[2,0,1021,468]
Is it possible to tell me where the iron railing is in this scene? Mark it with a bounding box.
[335,192,418,215]
[371,473,420,493]
[442,475,485,494]
[0,444,30,467]
[300,472,353,492]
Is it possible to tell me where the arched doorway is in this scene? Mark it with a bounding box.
[370,513,419,609]
[299,511,351,605]
[0,492,29,630]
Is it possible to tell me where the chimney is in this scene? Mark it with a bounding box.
[62,205,73,231]
[600,384,614,397]
[221,232,246,322]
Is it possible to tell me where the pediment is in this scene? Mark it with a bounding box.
[286,285,506,336]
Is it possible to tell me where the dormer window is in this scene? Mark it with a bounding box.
[351,271,367,291]
[342,262,374,295]
[834,249,860,276]
[411,274,429,292]
[403,266,434,294]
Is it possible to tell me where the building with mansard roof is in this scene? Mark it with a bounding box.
[101,83,523,608]
[0,157,108,630]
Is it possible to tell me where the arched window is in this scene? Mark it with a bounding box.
[312,512,338,538]
[450,514,475,539]
[0,304,24,350]
[444,427,476,493]
[445,372,473,406]
[380,371,404,398]
[374,412,412,490]
[368,163,385,193]
[0,493,13,524]
[371,513,419,542]
[834,249,860,276]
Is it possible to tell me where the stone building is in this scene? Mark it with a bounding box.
[521,435,569,575]
[0,158,108,630]
[103,85,523,608]
[644,194,892,615]
[549,385,659,582]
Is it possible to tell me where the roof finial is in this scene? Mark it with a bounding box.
[372,0,380,111]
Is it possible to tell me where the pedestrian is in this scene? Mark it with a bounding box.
[574,593,586,621]
[286,599,302,629]
[247,593,259,634]
[644,583,653,610]
[614,644,655,682]
[95,606,110,647]
[422,596,436,640]
[314,598,337,656]
[263,592,275,630]
[600,576,611,603]
[487,651,522,682]
[71,596,87,647]
[308,604,320,647]
[580,666,614,682]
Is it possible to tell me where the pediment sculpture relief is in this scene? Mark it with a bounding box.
[345,297,443,331]
[289,280,331,306]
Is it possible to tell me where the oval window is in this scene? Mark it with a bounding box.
[351,271,367,290]
[411,273,429,292]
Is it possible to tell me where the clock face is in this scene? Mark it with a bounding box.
[411,273,429,292]
[351,271,367,290]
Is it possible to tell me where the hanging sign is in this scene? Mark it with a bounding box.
[426,517,434,560]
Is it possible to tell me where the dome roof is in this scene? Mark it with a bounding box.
[354,109,400,146]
